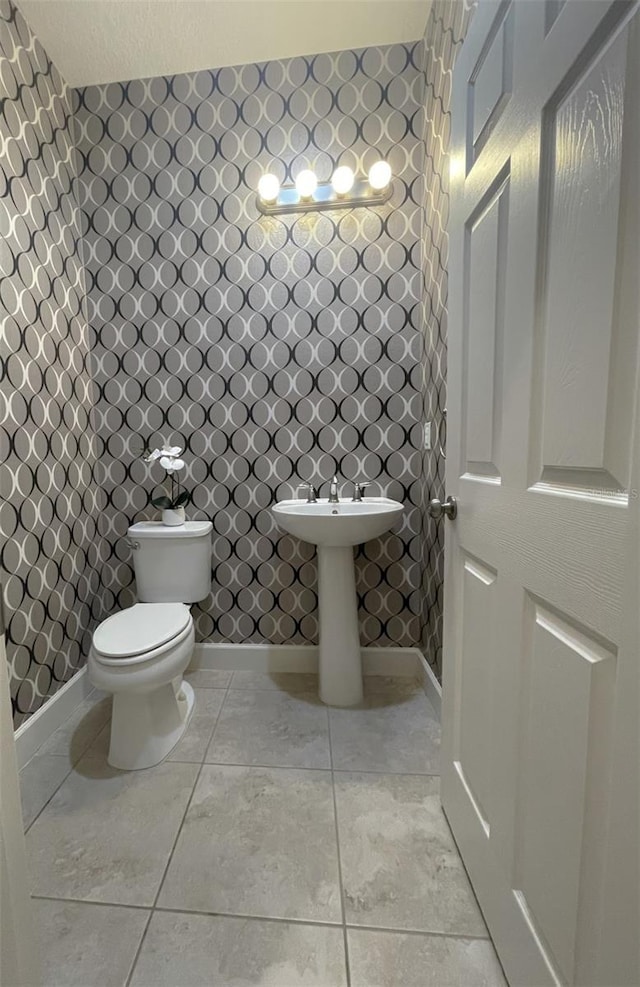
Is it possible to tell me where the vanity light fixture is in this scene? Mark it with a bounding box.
[257,160,393,215]
[331,165,355,196]
[257,173,280,203]
[295,169,318,199]
[368,159,392,190]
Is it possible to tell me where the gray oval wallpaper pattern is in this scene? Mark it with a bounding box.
[0,0,108,725]
[73,43,427,650]
[1,0,473,725]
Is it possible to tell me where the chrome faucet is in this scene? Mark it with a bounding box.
[298,482,317,503]
[352,481,369,502]
[328,475,339,503]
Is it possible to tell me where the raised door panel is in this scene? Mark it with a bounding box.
[533,26,636,497]
[462,171,509,481]
[545,0,567,35]
[455,553,498,836]
[515,601,616,984]
[467,1,514,167]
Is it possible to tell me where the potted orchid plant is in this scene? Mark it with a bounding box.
[144,444,191,526]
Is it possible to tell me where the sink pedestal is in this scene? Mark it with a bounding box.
[271,497,404,707]
[317,546,363,707]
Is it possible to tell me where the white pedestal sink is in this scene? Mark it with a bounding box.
[271,498,404,706]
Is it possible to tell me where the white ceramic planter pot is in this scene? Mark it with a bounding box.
[162,507,185,526]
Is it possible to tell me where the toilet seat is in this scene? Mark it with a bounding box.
[93,603,192,666]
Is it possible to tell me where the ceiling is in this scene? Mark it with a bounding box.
[17,0,431,88]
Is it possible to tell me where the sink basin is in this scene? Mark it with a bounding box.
[272,497,404,547]
[271,496,404,707]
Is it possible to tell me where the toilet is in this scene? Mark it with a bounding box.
[88,520,212,770]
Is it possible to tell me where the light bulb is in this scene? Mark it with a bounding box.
[331,165,355,196]
[295,169,318,199]
[368,160,392,190]
[258,173,280,203]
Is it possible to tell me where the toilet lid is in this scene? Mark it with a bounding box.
[93,604,191,659]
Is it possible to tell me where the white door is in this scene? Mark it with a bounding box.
[441,1,640,985]
[0,632,39,986]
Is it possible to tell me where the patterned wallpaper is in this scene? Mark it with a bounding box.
[2,0,473,726]
[73,44,426,650]
[418,0,474,677]
[0,0,108,726]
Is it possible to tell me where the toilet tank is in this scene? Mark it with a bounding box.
[128,521,213,603]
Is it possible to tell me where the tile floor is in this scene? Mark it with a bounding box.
[20,670,507,986]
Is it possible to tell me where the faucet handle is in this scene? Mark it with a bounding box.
[297,481,317,503]
[352,481,369,502]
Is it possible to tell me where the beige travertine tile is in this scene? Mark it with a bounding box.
[167,687,225,762]
[81,722,111,761]
[185,668,232,689]
[158,764,341,923]
[38,696,112,765]
[329,686,440,774]
[363,675,422,695]
[335,773,487,936]
[34,898,149,986]
[130,910,347,986]
[19,754,71,830]
[206,689,330,768]
[27,759,198,906]
[229,671,320,693]
[348,928,506,987]
[83,688,224,765]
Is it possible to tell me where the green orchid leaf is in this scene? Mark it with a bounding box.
[173,490,191,507]
[151,495,172,509]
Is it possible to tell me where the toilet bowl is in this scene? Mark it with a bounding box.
[88,603,196,770]
[88,520,213,771]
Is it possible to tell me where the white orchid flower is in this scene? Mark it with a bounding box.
[160,456,185,473]
[144,444,183,463]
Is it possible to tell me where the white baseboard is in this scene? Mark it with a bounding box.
[14,667,93,770]
[417,652,442,717]
[191,642,426,683]
[192,643,320,673]
[12,644,441,771]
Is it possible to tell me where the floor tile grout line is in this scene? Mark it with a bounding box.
[201,758,333,771]
[22,699,112,834]
[29,895,338,926]
[31,894,149,911]
[193,685,230,764]
[124,909,154,987]
[225,688,319,693]
[150,906,342,928]
[154,676,232,907]
[343,923,492,942]
[137,759,440,778]
[23,762,74,835]
[29,895,492,942]
[202,675,237,755]
[125,676,234,987]
[327,705,352,987]
[185,758,440,778]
